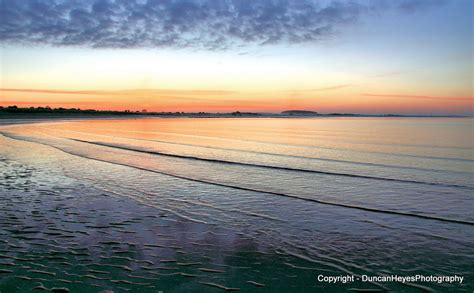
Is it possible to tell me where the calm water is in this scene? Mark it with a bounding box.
[0,117,473,292]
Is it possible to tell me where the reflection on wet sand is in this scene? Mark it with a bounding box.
[0,157,341,292]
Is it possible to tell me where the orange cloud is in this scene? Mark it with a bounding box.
[0,88,237,97]
[362,93,473,102]
[283,84,352,93]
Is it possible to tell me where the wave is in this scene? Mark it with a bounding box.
[49,127,473,175]
[69,138,474,190]
[2,132,472,226]
[77,127,474,162]
[173,126,474,151]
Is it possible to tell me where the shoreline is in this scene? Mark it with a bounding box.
[0,113,470,123]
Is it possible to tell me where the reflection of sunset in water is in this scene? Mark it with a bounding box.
[1,117,473,291]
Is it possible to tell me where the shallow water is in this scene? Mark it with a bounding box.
[0,117,473,292]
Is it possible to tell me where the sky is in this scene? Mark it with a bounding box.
[0,0,472,115]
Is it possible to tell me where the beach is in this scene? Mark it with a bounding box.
[0,117,473,292]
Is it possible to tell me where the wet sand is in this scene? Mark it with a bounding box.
[0,156,291,292]
[0,137,324,292]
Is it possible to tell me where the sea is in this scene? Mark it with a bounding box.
[0,117,472,292]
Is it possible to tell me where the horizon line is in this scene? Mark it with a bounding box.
[0,105,471,118]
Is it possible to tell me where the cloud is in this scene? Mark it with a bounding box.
[0,87,253,106]
[306,84,352,91]
[283,84,352,93]
[0,88,240,104]
[395,0,447,13]
[0,88,236,96]
[0,0,445,50]
[363,93,473,101]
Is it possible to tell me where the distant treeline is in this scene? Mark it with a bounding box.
[0,105,261,117]
[0,105,136,115]
[1,105,453,118]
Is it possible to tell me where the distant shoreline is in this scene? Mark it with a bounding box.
[0,106,469,119]
[0,114,469,121]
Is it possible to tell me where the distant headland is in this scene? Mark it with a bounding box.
[281,110,319,116]
[0,106,466,119]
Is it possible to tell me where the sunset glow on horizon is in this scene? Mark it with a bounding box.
[1,0,472,115]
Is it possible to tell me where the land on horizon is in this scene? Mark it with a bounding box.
[0,105,468,119]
